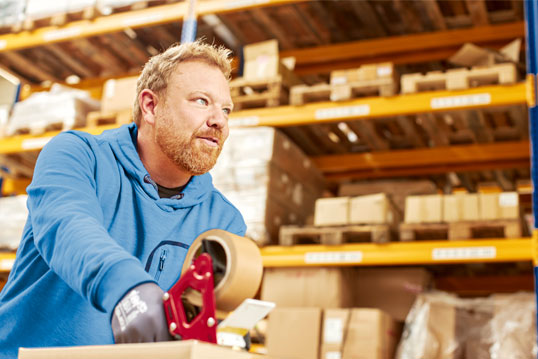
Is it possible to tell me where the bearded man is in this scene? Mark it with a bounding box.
[0,41,245,358]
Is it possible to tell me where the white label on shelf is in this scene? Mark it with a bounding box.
[122,13,164,27]
[0,258,15,271]
[315,105,370,120]
[229,116,260,127]
[21,137,52,150]
[324,318,344,344]
[43,27,82,42]
[304,251,363,264]
[430,93,491,109]
[224,0,269,9]
[432,246,496,261]
[499,192,518,207]
[0,40,6,50]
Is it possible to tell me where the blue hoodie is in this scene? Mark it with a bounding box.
[0,123,246,358]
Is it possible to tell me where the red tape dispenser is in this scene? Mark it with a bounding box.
[162,253,217,343]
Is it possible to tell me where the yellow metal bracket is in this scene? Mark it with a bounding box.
[526,73,536,108]
[533,229,538,266]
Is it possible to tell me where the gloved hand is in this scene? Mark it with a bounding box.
[111,282,173,343]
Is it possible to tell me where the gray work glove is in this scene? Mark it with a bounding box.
[111,282,173,343]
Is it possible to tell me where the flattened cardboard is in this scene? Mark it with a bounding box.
[19,340,264,359]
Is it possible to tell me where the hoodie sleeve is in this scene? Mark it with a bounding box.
[27,132,154,314]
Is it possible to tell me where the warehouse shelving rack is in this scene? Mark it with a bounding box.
[0,0,536,329]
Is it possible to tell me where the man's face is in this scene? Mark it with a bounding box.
[154,60,232,175]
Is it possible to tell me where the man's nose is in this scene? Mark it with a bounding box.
[207,106,227,129]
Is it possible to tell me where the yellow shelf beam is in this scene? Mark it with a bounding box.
[261,238,532,267]
[0,0,305,52]
[0,252,16,272]
[313,140,530,181]
[229,82,528,127]
[0,124,117,155]
[283,21,525,75]
[1,238,532,272]
[0,83,529,155]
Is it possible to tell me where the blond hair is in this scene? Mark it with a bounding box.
[133,40,232,126]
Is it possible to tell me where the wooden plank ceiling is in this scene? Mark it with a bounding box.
[0,0,530,191]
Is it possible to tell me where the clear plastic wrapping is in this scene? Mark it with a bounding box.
[7,84,99,136]
[396,291,536,359]
[0,195,28,250]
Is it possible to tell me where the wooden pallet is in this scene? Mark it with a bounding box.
[11,119,81,136]
[230,76,289,110]
[289,83,332,106]
[279,224,392,245]
[401,63,517,94]
[86,109,132,128]
[330,77,397,101]
[399,219,522,241]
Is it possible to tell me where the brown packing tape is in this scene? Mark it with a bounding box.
[181,229,263,312]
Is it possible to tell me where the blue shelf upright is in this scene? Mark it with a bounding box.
[524,0,538,350]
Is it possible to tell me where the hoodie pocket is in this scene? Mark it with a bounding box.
[145,241,189,289]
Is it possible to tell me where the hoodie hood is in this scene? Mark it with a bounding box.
[103,123,214,210]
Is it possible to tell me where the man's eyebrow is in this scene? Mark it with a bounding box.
[194,90,233,108]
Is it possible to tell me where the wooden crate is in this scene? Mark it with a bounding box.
[401,63,517,94]
[279,224,392,245]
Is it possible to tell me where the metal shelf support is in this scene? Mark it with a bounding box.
[524,0,538,350]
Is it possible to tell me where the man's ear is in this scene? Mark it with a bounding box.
[139,89,159,126]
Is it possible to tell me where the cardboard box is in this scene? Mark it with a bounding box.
[338,179,438,215]
[342,309,397,359]
[266,307,322,359]
[498,192,519,219]
[448,39,521,67]
[101,76,138,113]
[478,192,520,220]
[443,193,479,222]
[261,267,353,309]
[211,127,325,244]
[330,63,394,84]
[404,195,443,223]
[353,267,431,321]
[243,40,281,80]
[19,340,264,359]
[216,127,325,191]
[349,193,398,225]
[320,309,350,359]
[314,197,349,226]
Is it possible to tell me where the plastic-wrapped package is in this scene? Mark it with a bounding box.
[0,195,28,250]
[0,0,25,27]
[396,291,536,359]
[6,84,99,136]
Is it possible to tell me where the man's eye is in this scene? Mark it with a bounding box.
[223,108,231,115]
[196,98,208,105]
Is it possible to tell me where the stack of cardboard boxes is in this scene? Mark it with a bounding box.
[261,266,432,359]
[211,127,324,245]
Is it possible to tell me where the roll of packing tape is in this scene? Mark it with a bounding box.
[181,229,263,312]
